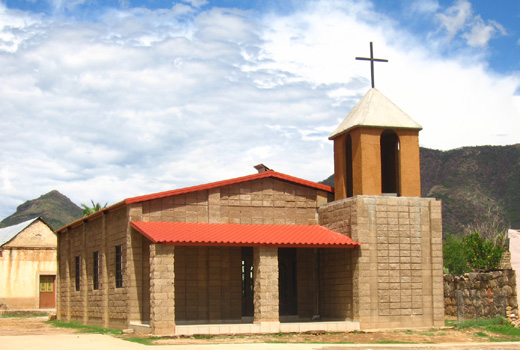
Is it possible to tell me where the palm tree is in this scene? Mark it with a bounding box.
[81,200,108,216]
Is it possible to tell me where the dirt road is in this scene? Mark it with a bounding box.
[1,317,520,350]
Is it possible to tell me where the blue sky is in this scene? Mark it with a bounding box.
[0,0,519,220]
[4,0,520,74]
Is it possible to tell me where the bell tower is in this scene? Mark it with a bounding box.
[329,88,422,200]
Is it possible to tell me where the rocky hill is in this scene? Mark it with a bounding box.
[0,190,82,231]
[421,145,519,235]
[321,144,520,236]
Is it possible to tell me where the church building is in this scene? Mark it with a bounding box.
[56,87,444,335]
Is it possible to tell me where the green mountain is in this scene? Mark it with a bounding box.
[0,190,82,231]
[321,145,520,236]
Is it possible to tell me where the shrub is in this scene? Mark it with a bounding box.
[443,234,471,274]
[443,232,507,273]
[462,232,507,271]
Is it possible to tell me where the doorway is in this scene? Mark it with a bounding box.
[279,248,297,316]
[241,247,254,317]
[39,275,55,308]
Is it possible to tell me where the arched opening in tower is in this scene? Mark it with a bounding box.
[345,133,353,198]
[380,130,400,195]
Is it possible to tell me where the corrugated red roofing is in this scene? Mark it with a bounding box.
[130,221,360,248]
[125,170,333,204]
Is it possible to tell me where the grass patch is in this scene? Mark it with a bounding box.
[451,316,520,341]
[1,312,48,318]
[123,337,162,345]
[265,340,288,344]
[474,331,488,337]
[46,320,122,335]
[445,319,457,327]
[192,334,213,339]
[372,340,410,344]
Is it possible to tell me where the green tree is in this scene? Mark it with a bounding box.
[443,234,471,274]
[80,200,108,217]
[462,232,507,271]
[443,231,507,274]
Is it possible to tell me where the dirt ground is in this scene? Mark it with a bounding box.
[149,328,507,346]
[0,316,516,345]
[0,316,77,336]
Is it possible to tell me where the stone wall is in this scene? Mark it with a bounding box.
[444,270,518,318]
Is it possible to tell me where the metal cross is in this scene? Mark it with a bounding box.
[355,42,388,88]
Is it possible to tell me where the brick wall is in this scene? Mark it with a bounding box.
[319,195,444,329]
[140,178,329,225]
[319,248,354,320]
[175,246,242,323]
[296,248,317,319]
[85,219,103,325]
[67,225,83,322]
[57,206,129,329]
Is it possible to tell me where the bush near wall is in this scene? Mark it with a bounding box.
[444,270,518,318]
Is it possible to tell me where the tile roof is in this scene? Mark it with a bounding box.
[125,170,333,204]
[130,221,360,248]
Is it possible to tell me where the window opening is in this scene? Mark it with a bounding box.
[115,245,123,288]
[75,256,81,291]
[93,251,99,290]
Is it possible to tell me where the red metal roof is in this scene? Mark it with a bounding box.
[130,221,360,248]
[125,170,333,204]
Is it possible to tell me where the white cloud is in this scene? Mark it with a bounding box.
[0,0,518,220]
[436,0,471,40]
[409,0,440,15]
[50,0,87,14]
[436,0,506,47]
[181,0,209,9]
[463,18,506,48]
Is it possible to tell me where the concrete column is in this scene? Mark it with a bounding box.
[253,247,279,323]
[56,233,62,318]
[149,244,175,336]
[101,212,109,328]
[82,222,88,324]
[127,205,144,324]
[430,200,445,327]
[66,229,72,322]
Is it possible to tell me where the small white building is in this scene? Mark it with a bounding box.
[509,229,520,308]
[0,218,57,310]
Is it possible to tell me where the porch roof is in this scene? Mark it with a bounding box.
[130,221,360,248]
